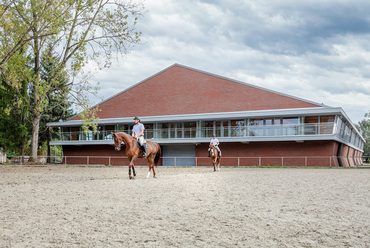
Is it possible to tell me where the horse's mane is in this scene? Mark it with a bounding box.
[115,132,135,146]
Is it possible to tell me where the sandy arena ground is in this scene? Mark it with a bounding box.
[1,166,370,248]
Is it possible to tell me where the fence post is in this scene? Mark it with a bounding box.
[330,156,332,167]
[305,157,307,167]
[174,157,176,166]
[87,156,89,165]
[238,157,240,167]
[109,157,111,166]
[282,157,284,167]
[65,156,67,165]
[259,157,261,167]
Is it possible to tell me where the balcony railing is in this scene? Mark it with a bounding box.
[51,123,335,142]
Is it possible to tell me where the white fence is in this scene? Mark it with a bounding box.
[1,155,366,167]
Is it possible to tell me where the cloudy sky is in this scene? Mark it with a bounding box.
[86,0,370,124]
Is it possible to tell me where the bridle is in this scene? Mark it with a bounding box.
[113,134,123,150]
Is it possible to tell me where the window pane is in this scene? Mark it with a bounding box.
[158,123,169,138]
[320,116,335,134]
[215,121,222,137]
[145,123,154,139]
[250,119,263,136]
[283,117,299,135]
[304,116,318,135]
[184,122,196,138]
[320,115,335,123]
[169,123,176,138]
[273,118,282,135]
[177,123,183,138]
[231,120,244,137]
[223,121,229,137]
[71,127,80,140]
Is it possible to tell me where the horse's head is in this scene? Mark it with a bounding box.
[111,132,123,151]
[209,144,215,149]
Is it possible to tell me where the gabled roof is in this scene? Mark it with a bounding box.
[71,63,325,120]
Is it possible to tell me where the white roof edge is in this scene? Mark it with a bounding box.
[48,106,341,127]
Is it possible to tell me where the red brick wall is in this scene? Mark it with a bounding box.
[196,140,340,167]
[72,65,321,120]
[62,145,149,166]
[62,141,361,167]
[339,145,350,167]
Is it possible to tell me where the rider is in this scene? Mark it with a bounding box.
[208,134,221,157]
[132,116,146,157]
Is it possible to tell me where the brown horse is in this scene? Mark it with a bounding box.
[209,144,221,172]
[112,132,161,179]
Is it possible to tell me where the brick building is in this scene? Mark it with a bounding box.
[48,64,365,167]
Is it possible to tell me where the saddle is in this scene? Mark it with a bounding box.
[136,141,148,158]
[210,147,221,157]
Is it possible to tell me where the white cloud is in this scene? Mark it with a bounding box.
[82,0,370,123]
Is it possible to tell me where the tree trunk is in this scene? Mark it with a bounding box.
[21,140,25,164]
[47,127,51,163]
[29,112,41,162]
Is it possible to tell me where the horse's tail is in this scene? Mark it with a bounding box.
[154,144,161,165]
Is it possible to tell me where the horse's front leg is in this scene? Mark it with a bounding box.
[147,166,151,178]
[146,156,156,178]
[129,156,137,180]
[152,161,156,178]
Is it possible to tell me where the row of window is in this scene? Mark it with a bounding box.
[57,115,331,137]
[51,115,364,150]
[335,116,364,150]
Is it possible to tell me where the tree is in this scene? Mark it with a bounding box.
[38,50,75,161]
[0,0,144,161]
[0,0,65,68]
[356,111,370,159]
[0,51,31,157]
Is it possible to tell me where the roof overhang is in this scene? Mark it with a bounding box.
[48,106,343,126]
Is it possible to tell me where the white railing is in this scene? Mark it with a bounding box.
[52,123,335,142]
[1,155,365,167]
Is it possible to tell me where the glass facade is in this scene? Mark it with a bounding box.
[51,114,364,150]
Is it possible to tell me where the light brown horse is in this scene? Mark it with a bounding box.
[209,144,221,172]
[112,132,161,179]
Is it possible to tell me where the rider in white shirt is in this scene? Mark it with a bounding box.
[209,134,221,157]
[132,116,146,157]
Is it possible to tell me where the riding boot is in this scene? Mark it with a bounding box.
[141,144,147,157]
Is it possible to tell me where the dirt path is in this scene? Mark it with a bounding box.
[1,166,369,247]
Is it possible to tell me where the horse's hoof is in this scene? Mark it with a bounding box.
[153,176,157,178]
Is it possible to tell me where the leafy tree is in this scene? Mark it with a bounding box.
[38,49,75,161]
[0,51,31,157]
[356,111,370,159]
[0,0,144,161]
[0,0,65,67]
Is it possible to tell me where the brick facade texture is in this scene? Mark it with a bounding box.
[71,65,321,120]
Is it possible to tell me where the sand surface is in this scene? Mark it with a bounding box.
[1,166,370,247]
